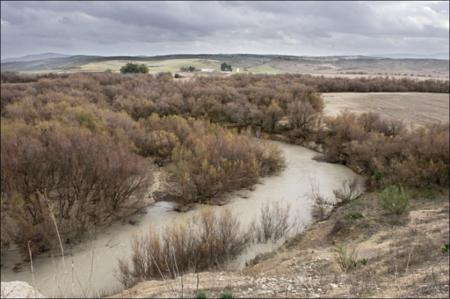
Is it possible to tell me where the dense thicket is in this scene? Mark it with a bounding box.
[320,112,449,188]
[137,114,284,202]
[1,120,149,256]
[1,72,448,258]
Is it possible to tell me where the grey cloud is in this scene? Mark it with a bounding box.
[1,1,448,59]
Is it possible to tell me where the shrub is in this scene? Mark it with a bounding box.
[1,122,150,257]
[219,292,234,299]
[379,185,410,215]
[220,63,232,72]
[120,63,149,74]
[117,208,251,287]
[251,201,292,243]
[334,244,365,272]
[180,66,197,72]
[170,129,284,203]
[333,178,363,203]
[195,292,207,299]
[321,111,449,189]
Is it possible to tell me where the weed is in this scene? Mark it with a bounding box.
[334,244,366,272]
[379,185,410,215]
[219,291,234,299]
[195,291,207,299]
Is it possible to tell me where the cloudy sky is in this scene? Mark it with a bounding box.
[1,1,449,59]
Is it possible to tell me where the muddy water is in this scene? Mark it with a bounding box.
[1,142,360,298]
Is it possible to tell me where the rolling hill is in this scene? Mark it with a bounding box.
[1,54,448,79]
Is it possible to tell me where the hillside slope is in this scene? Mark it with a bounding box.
[2,54,449,79]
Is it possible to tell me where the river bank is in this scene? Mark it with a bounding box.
[112,190,449,298]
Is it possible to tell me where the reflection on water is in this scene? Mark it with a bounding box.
[1,141,361,297]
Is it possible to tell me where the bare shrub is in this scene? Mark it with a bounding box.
[170,125,284,203]
[117,208,251,287]
[1,122,150,258]
[322,111,449,188]
[310,183,334,220]
[251,201,292,243]
[333,178,363,203]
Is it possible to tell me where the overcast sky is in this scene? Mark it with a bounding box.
[1,1,449,59]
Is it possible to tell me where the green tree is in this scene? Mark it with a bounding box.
[120,63,149,74]
[220,62,232,72]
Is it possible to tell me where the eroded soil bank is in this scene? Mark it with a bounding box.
[113,191,449,298]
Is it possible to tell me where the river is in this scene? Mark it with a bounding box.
[1,141,361,298]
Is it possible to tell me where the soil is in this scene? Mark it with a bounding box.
[322,92,449,126]
[112,190,449,298]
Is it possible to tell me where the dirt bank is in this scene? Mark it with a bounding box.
[112,190,449,298]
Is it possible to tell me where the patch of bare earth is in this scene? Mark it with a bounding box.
[111,191,449,298]
[322,92,449,126]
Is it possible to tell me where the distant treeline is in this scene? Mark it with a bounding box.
[1,71,448,92]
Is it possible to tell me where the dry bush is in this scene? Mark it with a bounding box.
[1,121,150,257]
[251,201,292,243]
[117,208,251,287]
[333,178,363,203]
[169,124,284,203]
[310,183,334,220]
[321,111,449,188]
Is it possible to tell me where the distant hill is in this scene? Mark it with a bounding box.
[1,52,70,63]
[372,52,449,60]
[1,53,448,79]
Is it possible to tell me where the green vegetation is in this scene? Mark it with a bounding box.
[379,185,410,215]
[442,244,449,254]
[220,62,232,71]
[120,62,149,73]
[219,292,234,299]
[195,292,207,299]
[180,65,197,72]
[334,244,367,272]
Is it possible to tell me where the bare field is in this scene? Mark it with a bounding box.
[323,92,449,125]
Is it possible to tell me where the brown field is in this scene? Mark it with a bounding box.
[323,92,449,126]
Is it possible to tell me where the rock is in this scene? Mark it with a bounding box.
[1,281,45,298]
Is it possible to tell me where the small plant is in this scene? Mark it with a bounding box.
[219,291,234,299]
[442,244,449,254]
[346,212,364,220]
[195,291,207,299]
[334,244,366,272]
[379,185,410,215]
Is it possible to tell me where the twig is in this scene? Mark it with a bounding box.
[27,241,38,298]
[405,242,415,274]
[196,272,200,293]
